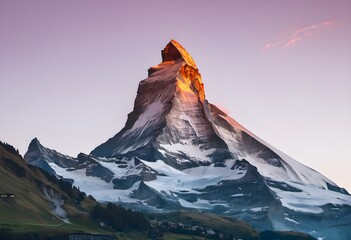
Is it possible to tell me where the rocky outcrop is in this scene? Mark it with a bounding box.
[24,138,76,174]
[24,139,114,183]
[112,158,161,189]
[161,40,197,68]
[130,181,179,209]
[77,153,114,183]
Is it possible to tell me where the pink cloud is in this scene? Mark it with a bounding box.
[263,20,339,51]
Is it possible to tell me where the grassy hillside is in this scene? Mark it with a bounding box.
[0,142,149,239]
[0,143,110,234]
[0,145,60,224]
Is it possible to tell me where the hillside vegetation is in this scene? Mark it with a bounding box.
[0,141,148,238]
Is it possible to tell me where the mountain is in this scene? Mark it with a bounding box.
[24,40,351,239]
[91,40,230,170]
[25,138,114,182]
[0,141,150,239]
[0,140,95,230]
[1,141,315,240]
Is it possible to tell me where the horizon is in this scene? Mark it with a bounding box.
[1,1,350,192]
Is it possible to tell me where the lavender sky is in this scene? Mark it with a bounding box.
[1,1,350,191]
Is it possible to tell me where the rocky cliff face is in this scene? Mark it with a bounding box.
[24,138,75,174]
[25,138,114,182]
[91,40,230,169]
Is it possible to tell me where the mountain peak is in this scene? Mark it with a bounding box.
[161,40,197,68]
[28,137,42,149]
[92,40,216,161]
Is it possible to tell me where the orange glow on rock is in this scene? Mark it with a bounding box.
[178,64,205,102]
[149,40,206,103]
[162,40,197,69]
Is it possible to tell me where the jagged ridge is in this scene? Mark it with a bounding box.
[91,40,228,169]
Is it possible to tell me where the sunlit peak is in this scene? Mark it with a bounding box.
[162,39,197,69]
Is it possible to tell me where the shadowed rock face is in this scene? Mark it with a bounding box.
[161,40,197,68]
[24,138,76,173]
[112,158,161,189]
[24,138,114,182]
[77,154,114,183]
[241,132,284,167]
[91,77,176,159]
[130,181,180,209]
[161,41,182,62]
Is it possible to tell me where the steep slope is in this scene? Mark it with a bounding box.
[0,141,96,226]
[24,138,75,175]
[90,40,348,197]
[206,104,349,193]
[91,40,231,169]
[24,40,351,239]
[0,141,151,238]
[25,138,114,182]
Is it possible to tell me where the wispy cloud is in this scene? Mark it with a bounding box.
[263,20,339,51]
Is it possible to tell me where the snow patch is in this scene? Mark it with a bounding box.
[43,187,69,223]
[48,162,139,203]
[129,101,164,132]
[270,181,351,214]
[160,143,215,162]
[231,193,245,197]
[285,217,299,224]
[250,207,266,212]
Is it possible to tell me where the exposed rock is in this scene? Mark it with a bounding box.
[130,181,179,209]
[113,175,141,190]
[24,138,76,173]
[112,158,160,189]
[77,153,114,183]
[325,181,350,195]
[161,39,197,68]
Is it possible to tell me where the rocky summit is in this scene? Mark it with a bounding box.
[24,40,351,239]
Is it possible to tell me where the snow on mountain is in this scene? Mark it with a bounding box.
[25,138,114,182]
[24,40,351,239]
[91,40,230,169]
[24,138,76,175]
